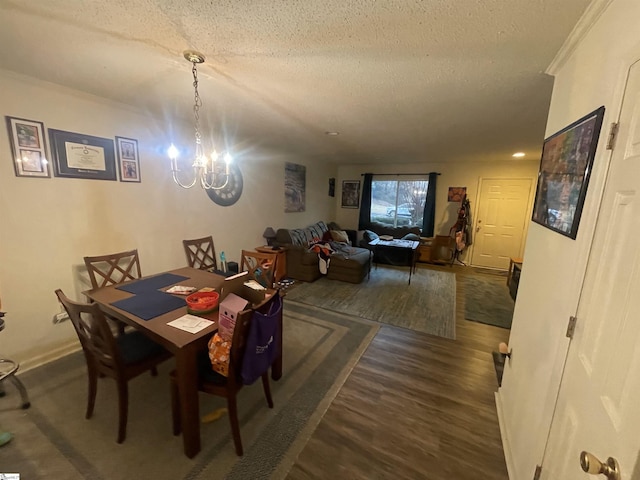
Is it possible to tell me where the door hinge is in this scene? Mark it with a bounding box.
[606,122,619,150]
[533,464,542,480]
[566,316,578,338]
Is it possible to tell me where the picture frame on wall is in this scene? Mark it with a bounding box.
[49,129,117,180]
[532,106,605,239]
[341,180,360,208]
[115,136,141,182]
[5,116,51,178]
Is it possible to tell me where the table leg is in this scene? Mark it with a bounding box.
[176,344,201,458]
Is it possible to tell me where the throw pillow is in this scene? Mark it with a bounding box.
[330,230,349,243]
[363,230,379,242]
[322,230,333,242]
[402,233,420,241]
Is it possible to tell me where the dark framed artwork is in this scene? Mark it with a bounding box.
[49,129,117,180]
[285,162,306,212]
[532,106,605,239]
[115,136,141,182]
[5,116,51,178]
[341,180,360,208]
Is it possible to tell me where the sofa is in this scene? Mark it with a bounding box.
[274,221,371,284]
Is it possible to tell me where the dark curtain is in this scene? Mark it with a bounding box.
[421,172,438,236]
[358,173,373,230]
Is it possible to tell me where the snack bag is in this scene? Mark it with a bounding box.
[208,333,231,377]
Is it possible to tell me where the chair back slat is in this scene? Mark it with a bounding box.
[84,249,142,289]
[183,236,217,270]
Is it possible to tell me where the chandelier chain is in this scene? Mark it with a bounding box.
[192,61,203,147]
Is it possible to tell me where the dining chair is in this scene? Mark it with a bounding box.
[84,249,142,336]
[182,236,217,271]
[240,250,278,288]
[84,249,142,289]
[170,291,282,456]
[55,289,172,444]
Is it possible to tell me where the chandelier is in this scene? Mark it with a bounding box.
[168,50,232,189]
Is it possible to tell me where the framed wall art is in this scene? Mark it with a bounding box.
[115,136,141,182]
[341,180,360,208]
[49,129,117,180]
[5,116,50,178]
[532,106,605,239]
[285,162,306,212]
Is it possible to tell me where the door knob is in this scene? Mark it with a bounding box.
[580,451,621,480]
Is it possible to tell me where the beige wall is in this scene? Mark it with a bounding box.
[497,0,639,477]
[0,70,335,367]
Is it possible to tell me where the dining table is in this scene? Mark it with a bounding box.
[84,266,281,458]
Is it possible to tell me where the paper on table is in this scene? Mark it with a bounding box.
[167,314,214,334]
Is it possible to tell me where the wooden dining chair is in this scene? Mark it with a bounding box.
[84,249,142,335]
[182,236,217,271]
[84,249,142,289]
[170,291,281,456]
[55,289,172,444]
[240,250,278,288]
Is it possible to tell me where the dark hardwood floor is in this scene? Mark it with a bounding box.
[286,264,510,480]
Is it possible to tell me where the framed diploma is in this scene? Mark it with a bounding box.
[49,129,117,180]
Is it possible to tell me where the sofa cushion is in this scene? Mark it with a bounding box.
[402,233,420,241]
[330,230,350,243]
[363,230,379,243]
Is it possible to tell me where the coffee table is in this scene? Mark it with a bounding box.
[369,238,419,284]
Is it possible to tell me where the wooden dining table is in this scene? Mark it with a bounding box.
[84,266,281,458]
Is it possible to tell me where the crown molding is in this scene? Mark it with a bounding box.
[546,0,614,76]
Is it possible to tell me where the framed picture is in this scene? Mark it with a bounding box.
[448,187,467,202]
[341,180,360,208]
[285,162,306,212]
[49,129,117,181]
[5,116,50,177]
[532,106,605,239]
[115,136,141,182]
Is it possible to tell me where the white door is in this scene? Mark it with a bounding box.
[470,178,532,269]
[541,59,640,479]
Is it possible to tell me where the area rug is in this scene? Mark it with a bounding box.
[0,301,378,480]
[285,265,456,339]
[461,273,514,329]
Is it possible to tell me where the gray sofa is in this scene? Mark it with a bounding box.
[275,221,371,283]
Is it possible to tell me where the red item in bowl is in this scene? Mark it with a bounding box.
[186,291,220,311]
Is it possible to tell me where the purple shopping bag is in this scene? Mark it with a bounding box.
[241,293,282,385]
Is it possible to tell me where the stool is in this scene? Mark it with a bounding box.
[0,315,31,410]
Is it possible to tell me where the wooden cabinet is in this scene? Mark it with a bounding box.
[255,246,287,282]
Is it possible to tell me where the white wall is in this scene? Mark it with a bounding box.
[497,1,640,478]
[0,70,335,368]
[335,160,539,262]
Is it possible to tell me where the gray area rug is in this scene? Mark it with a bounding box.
[461,274,515,329]
[285,265,456,339]
[0,301,378,479]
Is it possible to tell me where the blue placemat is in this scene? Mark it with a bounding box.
[116,273,189,294]
[111,291,186,320]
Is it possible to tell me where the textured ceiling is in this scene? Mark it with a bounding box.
[0,0,590,165]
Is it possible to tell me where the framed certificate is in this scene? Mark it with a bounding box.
[49,129,117,180]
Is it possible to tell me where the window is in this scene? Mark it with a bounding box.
[370,178,428,228]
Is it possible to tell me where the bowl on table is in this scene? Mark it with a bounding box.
[185,291,220,314]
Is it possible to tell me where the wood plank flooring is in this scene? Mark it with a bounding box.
[286,265,510,480]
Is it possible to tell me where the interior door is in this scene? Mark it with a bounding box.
[541,59,640,479]
[470,178,532,269]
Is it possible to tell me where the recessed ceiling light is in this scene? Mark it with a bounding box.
[512,152,525,158]
[325,131,340,136]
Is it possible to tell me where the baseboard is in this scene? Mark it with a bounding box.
[495,390,515,480]
[16,341,81,374]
